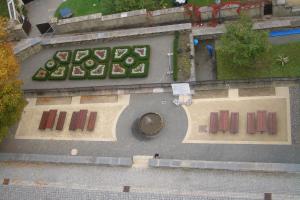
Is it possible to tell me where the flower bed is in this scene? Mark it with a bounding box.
[53,50,72,64]
[87,63,108,79]
[32,68,48,81]
[73,49,91,63]
[69,65,86,80]
[112,46,131,62]
[109,63,127,79]
[84,58,96,69]
[92,48,110,63]
[48,66,69,80]
[45,59,57,71]
[133,45,150,60]
[128,61,149,78]
[32,45,151,81]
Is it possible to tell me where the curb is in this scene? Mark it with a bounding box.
[149,159,300,173]
[0,153,132,167]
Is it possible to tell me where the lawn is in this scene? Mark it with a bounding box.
[55,0,173,18]
[54,0,240,18]
[0,0,9,17]
[217,41,300,80]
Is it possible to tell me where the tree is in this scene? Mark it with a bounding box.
[0,17,26,142]
[217,14,270,68]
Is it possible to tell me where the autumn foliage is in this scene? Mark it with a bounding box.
[0,17,26,142]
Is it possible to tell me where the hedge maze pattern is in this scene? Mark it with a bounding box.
[32,45,151,81]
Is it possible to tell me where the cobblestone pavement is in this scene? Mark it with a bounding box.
[21,34,173,90]
[0,162,300,200]
[1,90,300,163]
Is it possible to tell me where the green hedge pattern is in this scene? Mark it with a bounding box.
[32,45,151,81]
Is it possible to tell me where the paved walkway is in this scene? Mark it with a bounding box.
[1,88,300,164]
[0,162,300,200]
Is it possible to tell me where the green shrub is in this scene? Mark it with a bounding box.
[109,62,128,79]
[128,61,149,78]
[48,66,69,80]
[86,63,108,80]
[53,50,72,64]
[69,65,86,80]
[112,46,132,62]
[173,31,179,81]
[72,49,92,64]
[32,67,48,81]
[92,47,111,63]
[132,45,151,61]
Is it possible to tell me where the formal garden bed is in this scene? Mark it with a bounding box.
[32,45,151,81]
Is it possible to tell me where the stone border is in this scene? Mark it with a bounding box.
[149,158,300,173]
[0,153,132,167]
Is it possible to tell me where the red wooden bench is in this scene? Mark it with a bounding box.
[77,110,88,131]
[230,112,239,134]
[209,112,219,134]
[268,112,277,134]
[69,112,79,131]
[45,110,57,129]
[247,112,256,134]
[87,112,97,131]
[56,112,67,131]
[257,110,267,133]
[39,111,49,130]
[219,110,229,133]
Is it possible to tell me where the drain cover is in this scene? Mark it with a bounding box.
[123,186,130,192]
[3,178,9,185]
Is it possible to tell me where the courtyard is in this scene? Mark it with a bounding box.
[1,86,299,164]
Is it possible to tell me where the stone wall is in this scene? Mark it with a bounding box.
[273,0,300,17]
[7,20,27,41]
[50,6,262,35]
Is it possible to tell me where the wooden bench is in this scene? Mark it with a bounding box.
[219,110,229,133]
[56,112,67,131]
[45,110,57,129]
[87,112,97,131]
[209,112,219,134]
[39,111,49,130]
[230,112,239,134]
[77,110,88,131]
[247,112,256,134]
[257,110,267,133]
[69,112,78,131]
[268,112,277,134]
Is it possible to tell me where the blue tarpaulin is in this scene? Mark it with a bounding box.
[270,29,300,37]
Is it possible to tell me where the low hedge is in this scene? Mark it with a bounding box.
[69,65,86,80]
[122,56,137,68]
[83,58,97,69]
[109,62,128,79]
[86,63,108,80]
[53,50,72,64]
[44,59,57,71]
[92,47,111,63]
[173,31,179,81]
[128,61,149,78]
[32,67,48,81]
[72,49,92,64]
[48,66,69,81]
[112,46,132,62]
[132,45,151,61]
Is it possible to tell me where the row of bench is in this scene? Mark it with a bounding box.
[38,110,97,132]
[209,110,277,134]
